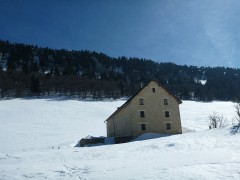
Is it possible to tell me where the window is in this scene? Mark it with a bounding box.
[152,88,156,93]
[141,124,146,131]
[140,111,145,118]
[165,111,170,117]
[166,123,171,130]
[139,98,144,105]
[164,99,168,105]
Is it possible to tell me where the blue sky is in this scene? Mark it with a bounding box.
[1,0,240,67]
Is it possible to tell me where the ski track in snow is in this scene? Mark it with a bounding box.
[0,99,240,179]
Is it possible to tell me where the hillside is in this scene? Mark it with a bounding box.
[1,40,240,101]
[0,99,240,179]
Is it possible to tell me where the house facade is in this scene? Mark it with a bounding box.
[105,80,182,138]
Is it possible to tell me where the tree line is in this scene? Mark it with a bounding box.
[1,40,240,101]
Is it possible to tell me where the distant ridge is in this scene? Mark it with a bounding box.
[0,40,240,101]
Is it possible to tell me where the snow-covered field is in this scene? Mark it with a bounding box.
[0,99,240,179]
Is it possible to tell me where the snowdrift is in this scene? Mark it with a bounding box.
[0,99,239,179]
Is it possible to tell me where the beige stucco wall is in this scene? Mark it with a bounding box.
[106,81,182,137]
[107,106,132,137]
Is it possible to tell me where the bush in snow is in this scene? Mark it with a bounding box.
[209,112,228,129]
[231,101,240,134]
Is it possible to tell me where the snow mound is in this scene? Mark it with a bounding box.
[133,133,173,141]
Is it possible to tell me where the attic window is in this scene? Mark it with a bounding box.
[152,88,156,93]
[164,99,168,105]
[140,111,145,118]
[139,98,144,105]
[141,124,146,131]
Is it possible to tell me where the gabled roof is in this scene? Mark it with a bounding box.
[105,80,182,122]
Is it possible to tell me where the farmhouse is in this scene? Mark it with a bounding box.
[105,80,182,138]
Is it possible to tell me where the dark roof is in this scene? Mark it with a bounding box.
[105,80,182,122]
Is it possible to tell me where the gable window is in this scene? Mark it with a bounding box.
[165,111,170,117]
[164,99,168,105]
[140,111,145,118]
[166,123,171,130]
[152,87,156,93]
[141,124,146,131]
[139,98,144,105]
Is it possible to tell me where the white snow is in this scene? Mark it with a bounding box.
[194,78,207,85]
[0,99,240,179]
[199,79,207,85]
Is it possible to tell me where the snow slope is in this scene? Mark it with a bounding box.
[0,99,239,179]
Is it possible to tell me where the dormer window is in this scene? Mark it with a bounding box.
[139,98,144,105]
[152,88,155,93]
